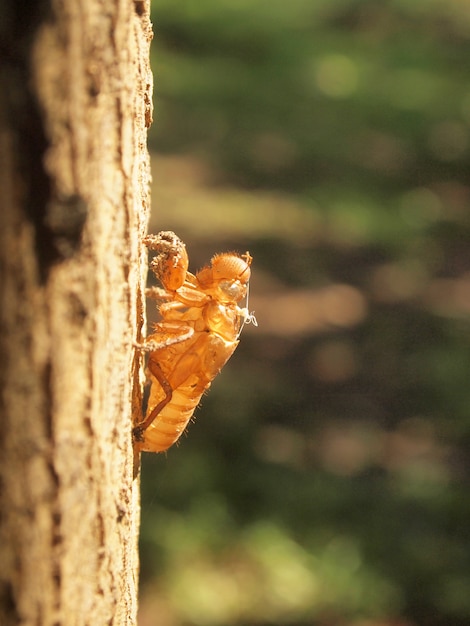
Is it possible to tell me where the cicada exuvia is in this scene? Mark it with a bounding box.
[133,231,256,452]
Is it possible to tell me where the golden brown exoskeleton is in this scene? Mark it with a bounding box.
[133,231,256,453]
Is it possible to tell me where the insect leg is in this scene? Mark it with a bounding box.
[133,359,173,441]
[134,324,194,352]
[143,230,182,252]
[144,231,189,291]
[145,286,171,300]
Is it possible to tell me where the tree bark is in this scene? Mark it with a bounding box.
[0,1,152,624]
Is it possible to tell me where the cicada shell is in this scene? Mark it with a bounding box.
[134,231,256,453]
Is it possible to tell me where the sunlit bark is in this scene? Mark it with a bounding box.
[0,1,152,623]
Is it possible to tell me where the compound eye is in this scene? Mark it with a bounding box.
[218,280,245,302]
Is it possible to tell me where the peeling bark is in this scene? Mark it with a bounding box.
[0,1,152,624]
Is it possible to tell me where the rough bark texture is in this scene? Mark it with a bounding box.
[0,1,152,624]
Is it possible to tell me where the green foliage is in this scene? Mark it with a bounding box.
[140,1,470,625]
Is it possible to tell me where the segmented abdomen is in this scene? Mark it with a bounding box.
[139,374,208,452]
[139,327,238,453]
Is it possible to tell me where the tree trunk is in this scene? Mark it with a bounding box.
[0,1,152,624]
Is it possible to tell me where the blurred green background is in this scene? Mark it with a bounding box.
[138,1,470,625]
